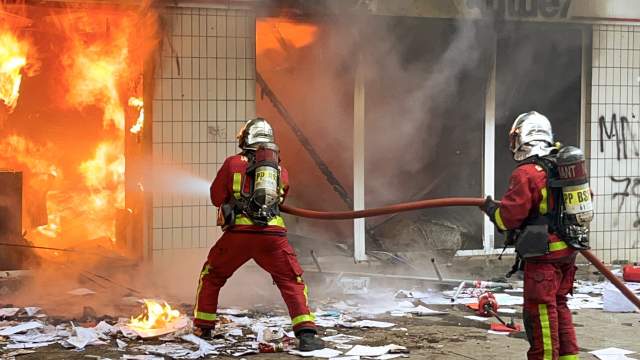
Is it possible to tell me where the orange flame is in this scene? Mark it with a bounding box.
[128,300,182,330]
[0,26,29,111]
[57,13,149,242]
[128,96,144,134]
[62,32,129,130]
[0,8,157,251]
[256,18,318,55]
[78,154,124,239]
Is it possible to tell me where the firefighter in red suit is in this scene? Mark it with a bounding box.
[193,118,324,351]
[481,112,579,360]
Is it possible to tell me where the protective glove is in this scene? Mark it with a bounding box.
[479,195,499,216]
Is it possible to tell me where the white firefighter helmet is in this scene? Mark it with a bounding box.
[509,111,554,160]
[237,118,275,149]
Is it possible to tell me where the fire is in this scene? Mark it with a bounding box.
[129,300,182,330]
[0,26,29,111]
[256,18,318,55]
[128,96,144,134]
[78,140,125,239]
[60,17,132,130]
[0,7,158,256]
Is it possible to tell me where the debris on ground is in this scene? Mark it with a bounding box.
[1,272,639,359]
[589,347,637,360]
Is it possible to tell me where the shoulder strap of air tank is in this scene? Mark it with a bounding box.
[517,155,559,226]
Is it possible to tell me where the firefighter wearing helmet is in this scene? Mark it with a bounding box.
[193,117,324,351]
[480,111,593,360]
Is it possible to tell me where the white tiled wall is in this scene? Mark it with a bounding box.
[152,6,256,253]
[589,25,640,263]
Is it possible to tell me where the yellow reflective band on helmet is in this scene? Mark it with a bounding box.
[232,173,242,199]
[235,215,286,228]
[559,355,578,360]
[195,311,217,321]
[540,187,548,215]
[291,313,316,326]
[549,241,569,252]
[495,208,507,231]
[194,264,211,319]
[539,304,552,360]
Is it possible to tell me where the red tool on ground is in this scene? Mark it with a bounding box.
[477,292,517,330]
[281,197,640,312]
[623,264,640,283]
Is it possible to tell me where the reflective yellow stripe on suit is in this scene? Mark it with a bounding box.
[235,214,286,227]
[549,241,569,252]
[297,276,309,306]
[291,313,316,326]
[539,304,552,360]
[194,264,217,321]
[494,208,507,231]
[232,173,242,199]
[195,311,217,321]
[559,355,578,360]
[540,187,549,215]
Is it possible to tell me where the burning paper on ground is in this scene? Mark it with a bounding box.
[126,300,189,338]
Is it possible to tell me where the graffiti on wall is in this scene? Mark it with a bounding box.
[598,114,640,160]
[610,176,640,228]
[599,113,640,228]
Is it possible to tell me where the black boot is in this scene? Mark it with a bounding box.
[297,332,325,351]
[193,326,213,339]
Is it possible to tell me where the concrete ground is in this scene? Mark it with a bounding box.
[3,254,639,359]
[8,306,639,359]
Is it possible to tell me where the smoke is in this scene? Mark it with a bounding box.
[145,164,211,197]
[257,8,583,257]
[257,13,493,256]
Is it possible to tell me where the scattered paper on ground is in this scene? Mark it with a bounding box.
[344,320,395,328]
[590,347,636,360]
[67,288,97,296]
[0,308,21,317]
[0,321,43,336]
[322,334,363,344]
[345,344,408,357]
[289,348,343,358]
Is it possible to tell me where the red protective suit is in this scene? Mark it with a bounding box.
[489,163,579,360]
[193,154,316,335]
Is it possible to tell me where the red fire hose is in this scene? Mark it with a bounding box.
[281,197,640,311]
[280,197,486,220]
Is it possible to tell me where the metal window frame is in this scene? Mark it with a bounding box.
[353,55,367,262]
